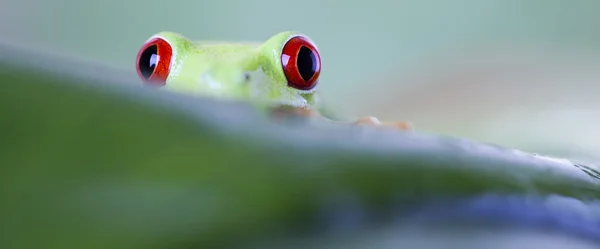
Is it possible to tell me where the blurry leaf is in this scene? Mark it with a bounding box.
[0,45,598,249]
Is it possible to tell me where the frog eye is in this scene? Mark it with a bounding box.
[281,35,321,91]
[136,37,173,86]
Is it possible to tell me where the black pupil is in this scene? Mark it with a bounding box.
[139,45,158,80]
[297,46,317,82]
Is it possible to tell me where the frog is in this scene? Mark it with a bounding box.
[135,31,412,130]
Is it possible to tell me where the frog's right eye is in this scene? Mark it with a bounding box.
[136,37,173,86]
[281,35,321,91]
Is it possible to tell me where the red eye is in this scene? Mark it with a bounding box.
[135,37,173,87]
[281,35,321,91]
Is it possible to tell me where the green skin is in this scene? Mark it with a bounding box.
[138,31,411,129]
[145,31,322,113]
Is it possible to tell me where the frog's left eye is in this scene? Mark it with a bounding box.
[136,37,173,86]
[281,35,321,91]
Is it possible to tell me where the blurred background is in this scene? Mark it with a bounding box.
[2,0,599,161]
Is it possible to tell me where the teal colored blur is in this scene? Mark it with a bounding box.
[2,0,600,159]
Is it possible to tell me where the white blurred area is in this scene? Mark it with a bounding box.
[352,46,600,163]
